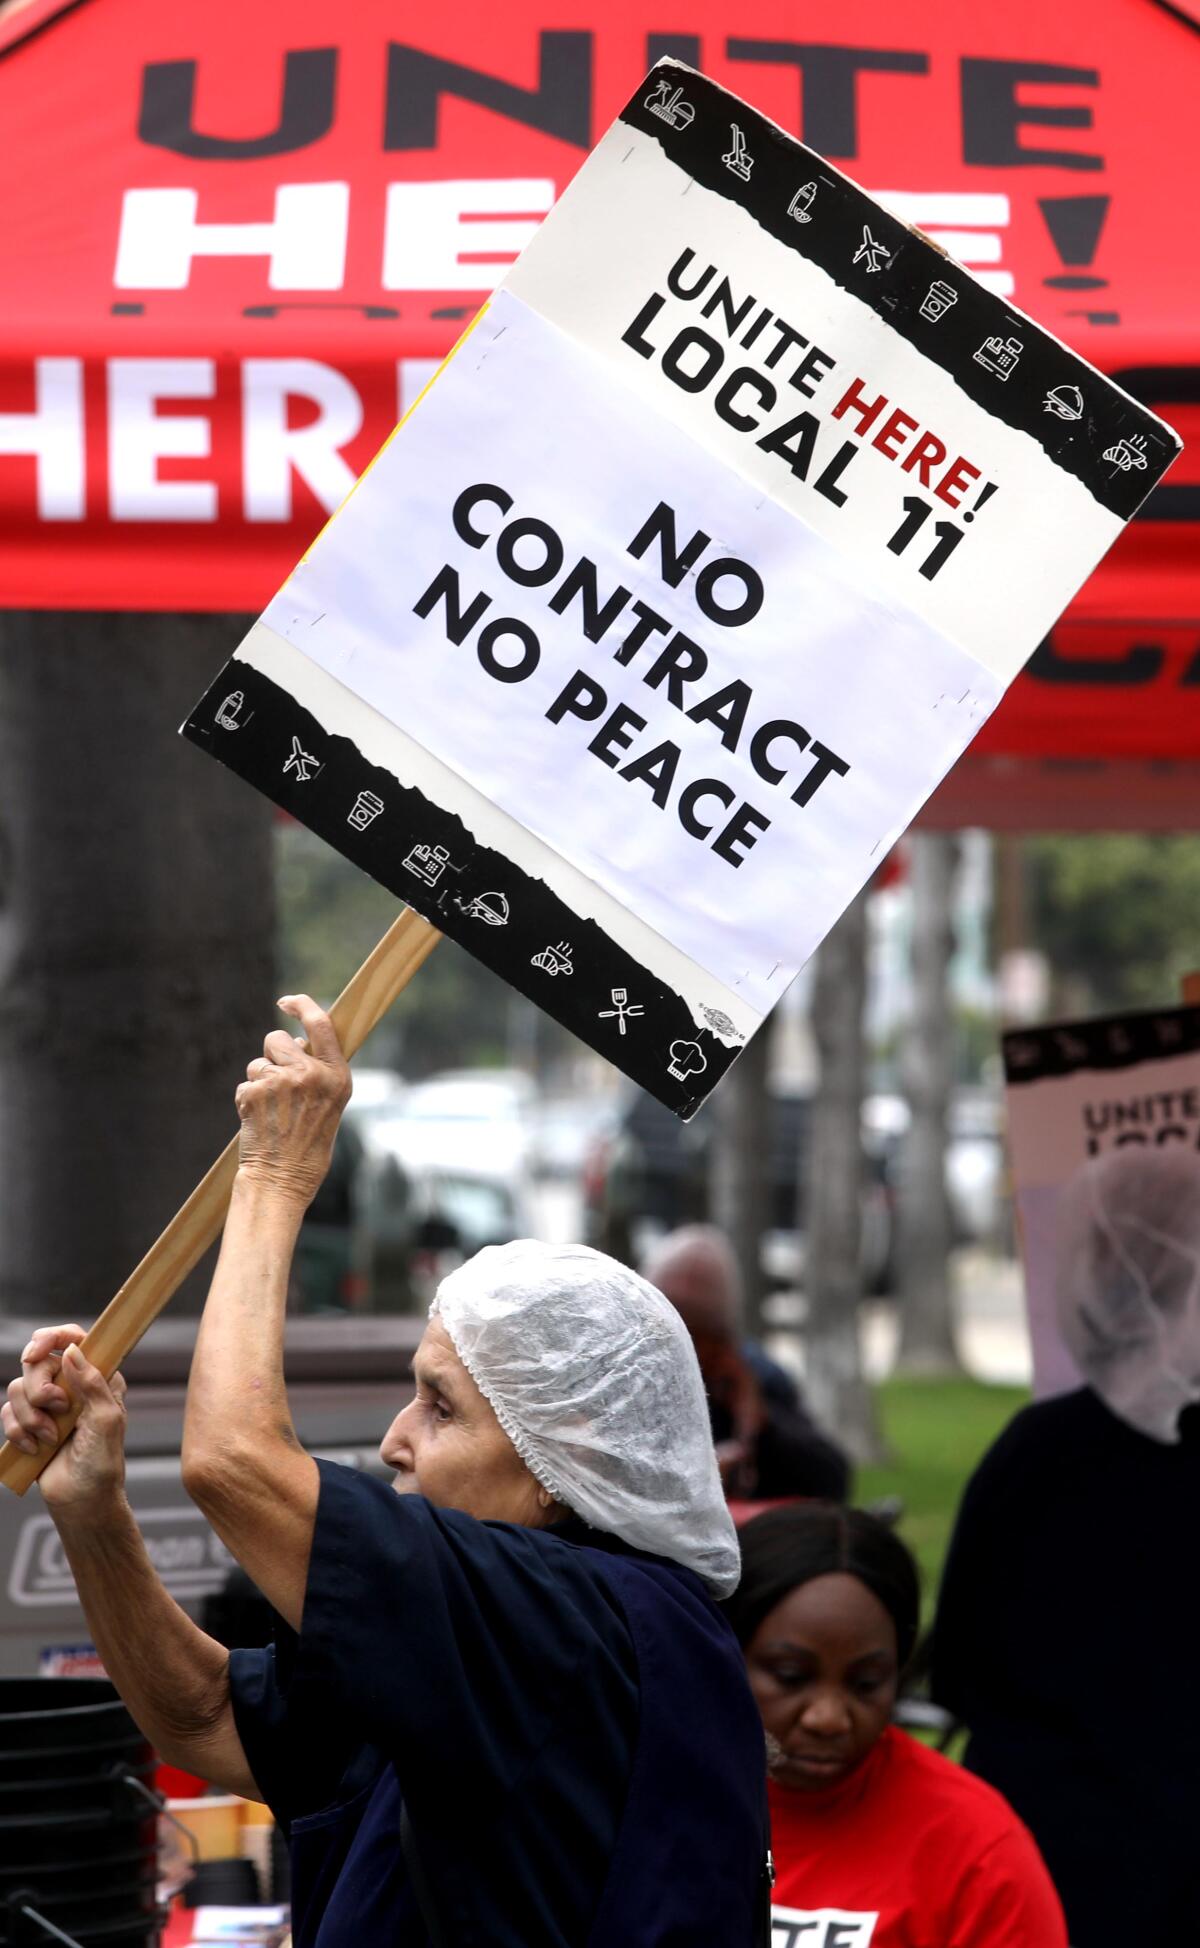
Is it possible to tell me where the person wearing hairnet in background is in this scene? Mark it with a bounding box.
[4,998,770,1947]
[931,1145,1200,1948]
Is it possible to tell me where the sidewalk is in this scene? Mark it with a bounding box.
[764,1247,1033,1391]
[863,1248,1031,1387]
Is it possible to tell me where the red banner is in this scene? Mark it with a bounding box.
[0,0,1196,769]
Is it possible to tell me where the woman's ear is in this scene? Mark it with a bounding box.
[532,1481,571,1528]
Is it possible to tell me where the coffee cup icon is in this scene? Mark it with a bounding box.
[920,280,957,324]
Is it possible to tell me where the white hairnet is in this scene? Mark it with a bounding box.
[1055,1146,1200,1443]
[432,1240,741,1597]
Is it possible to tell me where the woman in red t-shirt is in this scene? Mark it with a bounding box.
[725,1505,1067,1948]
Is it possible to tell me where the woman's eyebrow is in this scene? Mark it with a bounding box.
[846,1647,894,1670]
[413,1360,458,1399]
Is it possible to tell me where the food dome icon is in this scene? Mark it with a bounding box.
[1044,384,1084,422]
[667,1039,707,1082]
[462,891,509,927]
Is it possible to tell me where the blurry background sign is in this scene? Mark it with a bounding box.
[1002,1003,1200,1395]
[0,0,1197,826]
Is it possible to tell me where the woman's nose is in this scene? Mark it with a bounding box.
[798,1688,852,1739]
[380,1399,418,1470]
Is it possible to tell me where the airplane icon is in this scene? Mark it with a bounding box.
[282,736,320,783]
[853,226,891,273]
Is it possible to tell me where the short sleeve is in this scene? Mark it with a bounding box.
[950,1825,1069,1946]
[227,1636,371,1827]
[237,1459,635,1820]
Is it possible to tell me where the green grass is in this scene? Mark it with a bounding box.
[857,1376,1028,1616]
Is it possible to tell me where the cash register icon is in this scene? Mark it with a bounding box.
[403,842,452,889]
[973,335,1023,381]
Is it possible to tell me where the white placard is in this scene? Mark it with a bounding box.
[265,291,997,1013]
[184,60,1179,1118]
[507,116,1126,685]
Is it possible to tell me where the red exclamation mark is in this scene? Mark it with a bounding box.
[962,482,998,525]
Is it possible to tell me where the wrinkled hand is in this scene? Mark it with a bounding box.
[235,994,351,1209]
[3,1327,127,1510]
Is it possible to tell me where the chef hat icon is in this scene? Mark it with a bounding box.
[667,1039,707,1082]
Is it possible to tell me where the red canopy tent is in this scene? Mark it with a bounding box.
[1,0,1196,825]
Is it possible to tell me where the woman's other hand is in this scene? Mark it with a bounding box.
[4,1327,127,1512]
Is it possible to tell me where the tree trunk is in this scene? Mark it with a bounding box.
[895,831,963,1374]
[803,888,881,1463]
[708,1012,773,1340]
[0,612,276,1319]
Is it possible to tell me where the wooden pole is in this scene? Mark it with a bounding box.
[1182,972,1200,1006]
[0,907,441,1496]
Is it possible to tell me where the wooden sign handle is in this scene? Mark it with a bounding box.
[0,907,441,1496]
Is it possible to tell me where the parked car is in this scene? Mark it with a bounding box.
[528,1092,618,1181]
[862,1087,1007,1246]
[292,1069,532,1314]
[291,1069,408,1313]
[387,1068,536,1186]
[582,1087,895,1293]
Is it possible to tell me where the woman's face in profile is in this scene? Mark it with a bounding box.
[743,1572,898,1792]
[378,1318,550,1526]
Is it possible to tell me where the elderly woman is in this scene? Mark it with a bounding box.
[5,998,769,1947]
[933,1146,1200,1945]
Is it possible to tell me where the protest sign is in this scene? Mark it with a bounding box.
[184,60,1180,1116]
[1003,1006,1200,1398]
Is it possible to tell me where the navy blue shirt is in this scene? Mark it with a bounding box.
[229,1458,765,1947]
